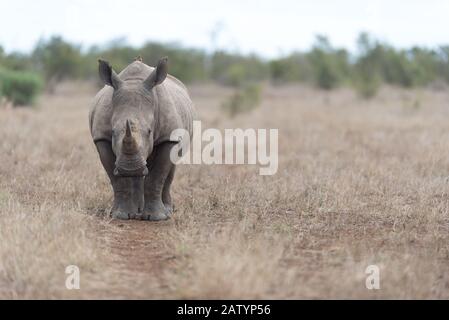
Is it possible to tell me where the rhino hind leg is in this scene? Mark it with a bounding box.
[142,142,176,221]
[95,141,143,220]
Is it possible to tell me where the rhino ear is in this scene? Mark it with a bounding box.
[98,59,122,90]
[143,57,168,90]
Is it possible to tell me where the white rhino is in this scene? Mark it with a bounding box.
[89,57,195,220]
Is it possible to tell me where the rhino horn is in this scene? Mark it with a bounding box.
[125,119,132,138]
[122,120,139,155]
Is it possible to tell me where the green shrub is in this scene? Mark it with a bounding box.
[3,32,449,95]
[222,83,262,117]
[307,36,348,90]
[352,36,382,99]
[314,58,340,90]
[210,51,269,86]
[353,71,381,99]
[32,36,82,92]
[270,53,314,84]
[0,68,43,106]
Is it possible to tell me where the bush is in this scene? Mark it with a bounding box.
[3,32,449,95]
[222,83,262,117]
[314,57,340,90]
[353,70,381,99]
[307,36,348,90]
[353,35,381,99]
[32,36,82,92]
[0,68,43,106]
[210,51,269,86]
[270,53,314,84]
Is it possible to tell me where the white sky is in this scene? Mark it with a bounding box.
[1,0,449,58]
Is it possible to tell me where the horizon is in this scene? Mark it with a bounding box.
[1,0,449,58]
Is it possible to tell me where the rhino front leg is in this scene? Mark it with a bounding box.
[95,140,143,220]
[143,142,176,221]
[162,166,175,218]
[112,176,144,219]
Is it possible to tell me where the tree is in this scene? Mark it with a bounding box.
[32,36,82,92]
[307,35,344,90]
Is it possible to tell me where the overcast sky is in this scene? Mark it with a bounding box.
[1,0,449,57]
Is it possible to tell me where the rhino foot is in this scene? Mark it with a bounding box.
[111,209,139,220]
[140,211,168,221]
[164,204,174,218]
[141,201,170,221]
[111,198,140,220]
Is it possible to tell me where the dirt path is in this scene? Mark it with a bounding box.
[96,219,179,298]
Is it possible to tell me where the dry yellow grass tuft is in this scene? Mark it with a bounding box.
[1,82,449,299]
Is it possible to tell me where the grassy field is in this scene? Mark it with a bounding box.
[1,82,449,299]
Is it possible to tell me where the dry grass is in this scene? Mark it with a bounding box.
[1,82,449,299]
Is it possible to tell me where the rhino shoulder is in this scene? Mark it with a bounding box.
[152,76,196,145]
[89,85,114,142]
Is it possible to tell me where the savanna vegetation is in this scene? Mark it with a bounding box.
[2,32,449,299]
[1,33,449,107]
[2,82,449,299]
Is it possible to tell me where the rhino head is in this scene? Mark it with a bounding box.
[98,57,168,177]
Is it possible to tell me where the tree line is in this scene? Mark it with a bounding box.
[1,33,449,105]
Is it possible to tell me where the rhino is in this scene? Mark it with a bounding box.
[89,57,195,221]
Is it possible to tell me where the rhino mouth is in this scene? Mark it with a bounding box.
[114,162,148,177]
[114,149,148,177]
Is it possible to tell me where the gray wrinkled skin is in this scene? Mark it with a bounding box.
[89,58,195,221]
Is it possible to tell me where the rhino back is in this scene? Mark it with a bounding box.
[119,61,188,91]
